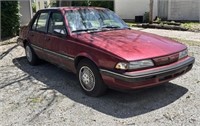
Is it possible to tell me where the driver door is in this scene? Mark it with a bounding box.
[44,11,71,68]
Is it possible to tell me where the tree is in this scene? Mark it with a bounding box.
[1,1,20,38]
[32,2,36,13]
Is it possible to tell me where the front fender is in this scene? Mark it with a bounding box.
[74,52,100,68]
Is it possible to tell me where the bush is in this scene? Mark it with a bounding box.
[1,1,20,38]
[32,2,36,13]
[90,1,114,11]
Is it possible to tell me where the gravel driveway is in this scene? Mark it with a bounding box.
[0,29,200,126]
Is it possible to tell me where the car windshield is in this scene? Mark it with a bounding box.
[65,9,129,33]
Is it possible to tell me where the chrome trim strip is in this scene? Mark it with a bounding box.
[100,69,135,79]
[31,44,42,50]
[43,48,74,61]
[31,44,74,61]
[100,57,195,79]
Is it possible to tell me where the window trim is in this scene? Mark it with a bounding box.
[30,12,40,31]
[31,14,39,30]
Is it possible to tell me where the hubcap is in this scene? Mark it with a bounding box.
[79,66,95,91]
[26,46,32,62]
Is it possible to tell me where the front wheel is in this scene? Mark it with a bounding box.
[77,59,107,97]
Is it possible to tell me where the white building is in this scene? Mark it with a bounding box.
[35,0,51,11]
[115,0,157,22]
[19,0,200,26]
[115,0,200,21]
[19,0,33,26]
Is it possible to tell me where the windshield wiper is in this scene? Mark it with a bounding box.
[101,25,121,29]
[72,28,100,33]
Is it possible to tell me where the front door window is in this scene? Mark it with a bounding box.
[48,12,66,36]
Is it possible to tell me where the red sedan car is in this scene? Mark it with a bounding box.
[18,7,195,96]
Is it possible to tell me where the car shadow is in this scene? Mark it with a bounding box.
[13,57,188,118]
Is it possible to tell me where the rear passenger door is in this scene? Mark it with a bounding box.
[29,11,49,59]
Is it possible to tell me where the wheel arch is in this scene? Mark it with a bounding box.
[23,39,29,47]
[74,53,100,70]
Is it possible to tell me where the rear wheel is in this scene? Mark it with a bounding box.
[77,59,107,97]
[25,44,39,65]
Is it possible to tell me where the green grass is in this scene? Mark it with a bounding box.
[181,22,200,32]
[29,97,43,103]
[126,22,137,27]
[126,21,200,32]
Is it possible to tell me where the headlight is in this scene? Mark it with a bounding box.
[129,60,154,70]
[179,49,188,59]
[115,59,154,70]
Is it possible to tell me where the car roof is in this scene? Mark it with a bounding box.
[39,6,107,11]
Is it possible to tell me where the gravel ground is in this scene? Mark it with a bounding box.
[0,29,200,126]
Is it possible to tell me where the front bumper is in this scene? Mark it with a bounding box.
[100,57,195,89]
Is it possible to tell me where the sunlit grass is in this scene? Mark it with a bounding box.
[181,22,200,32]
[126,22,137,27]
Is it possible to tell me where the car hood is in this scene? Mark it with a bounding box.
[72,29,186,61]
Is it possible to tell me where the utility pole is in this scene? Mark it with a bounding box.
[149,0,154,24]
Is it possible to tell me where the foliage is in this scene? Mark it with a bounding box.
[32,2,36,13]
[49,1,58,7]
[126,22,137,27]
[72,0,90,6]
[1,1,20,38]
[72,0,114,11]
[181,22,200,32]
[154,17,162,23]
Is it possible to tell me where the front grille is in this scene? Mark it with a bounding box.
[153,53,179,66]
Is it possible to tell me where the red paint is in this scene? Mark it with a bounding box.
[73,29,186,61]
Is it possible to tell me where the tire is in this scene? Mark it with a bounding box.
[25,43,39,65]
[77,59,107,97]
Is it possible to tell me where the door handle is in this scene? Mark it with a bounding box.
[45,37,50,41]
